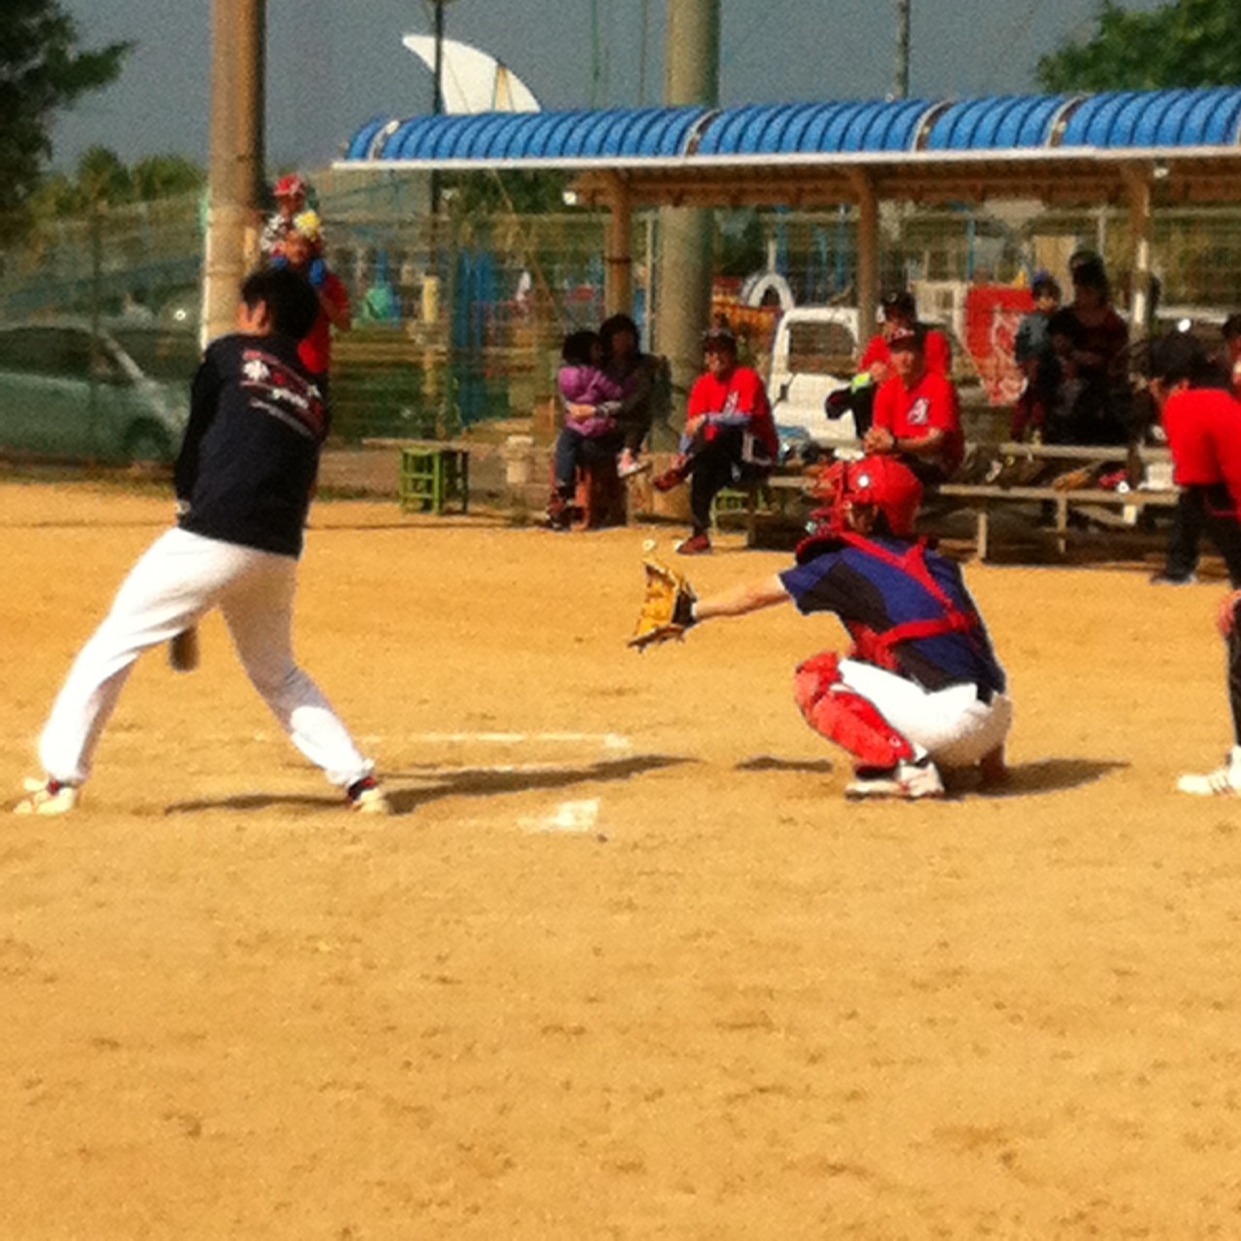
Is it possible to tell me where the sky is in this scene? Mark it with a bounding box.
[51,0,1167,174]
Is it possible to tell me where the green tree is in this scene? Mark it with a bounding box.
[131,154,205,202]
[0,0,129,241]
[1037,0,1240,92]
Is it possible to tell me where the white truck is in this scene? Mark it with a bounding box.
[765,306,863,457]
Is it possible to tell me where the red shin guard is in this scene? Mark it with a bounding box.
[793,652,915,767]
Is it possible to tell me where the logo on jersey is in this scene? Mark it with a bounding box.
[908,397,931,426]
[240,349,327,441]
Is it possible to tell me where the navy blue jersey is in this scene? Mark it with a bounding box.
[779,536,1007,696]
[175,333,328,558]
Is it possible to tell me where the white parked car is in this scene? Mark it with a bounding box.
[0,321,194,464]
[765,307,862,457]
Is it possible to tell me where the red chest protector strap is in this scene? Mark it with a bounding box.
[840,533,981,671]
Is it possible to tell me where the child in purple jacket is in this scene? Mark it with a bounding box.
[548,330,627,528]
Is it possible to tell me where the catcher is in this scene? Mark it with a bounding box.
[630,455,1012,799]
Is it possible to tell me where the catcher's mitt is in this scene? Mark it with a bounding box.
[628,556,697,651]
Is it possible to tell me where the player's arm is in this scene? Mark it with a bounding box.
[174,352,221,504]
[693,573,791,622]
[890,426,947,459]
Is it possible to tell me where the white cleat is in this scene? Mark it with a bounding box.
[14,777,80,817]
[845,758,945,801]
[1177,747,1241,796]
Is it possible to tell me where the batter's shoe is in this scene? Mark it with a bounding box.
[675,532,712,555]
[14,776,79,817]
[1177,747,1241,796]
[347,776,392,815]
[1149,571,1198,586]
[845,757,945,800]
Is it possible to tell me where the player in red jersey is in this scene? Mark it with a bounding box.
[652,325,779,555]
[863,325,964,484]
[1148,331,1241,795]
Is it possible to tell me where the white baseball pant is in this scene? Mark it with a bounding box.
[37,527,374,789]
[837,657,1013,768]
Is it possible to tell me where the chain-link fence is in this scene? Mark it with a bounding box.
[1,183,1239,463]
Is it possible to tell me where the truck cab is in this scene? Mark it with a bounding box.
[766,307,862,457]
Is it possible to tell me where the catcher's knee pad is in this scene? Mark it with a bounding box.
[793,653,914,767]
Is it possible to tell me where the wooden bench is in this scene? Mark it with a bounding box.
[933,482,1180,560]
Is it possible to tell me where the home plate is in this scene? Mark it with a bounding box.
[520,798,600,834]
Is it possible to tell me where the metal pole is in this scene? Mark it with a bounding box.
[430,0,445,218]
[894,0,910,99]
[201,0,265,348]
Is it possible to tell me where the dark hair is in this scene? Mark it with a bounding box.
[561,329,599,367]
[240,266,320,341]
[881,290,917,322]
[1071,257,1109,295]
[599,313,639,354]
[1148,331,1210,385]
[1031,275,1061,301]
[1222,313,1241,342]
[1047,308,1084,345]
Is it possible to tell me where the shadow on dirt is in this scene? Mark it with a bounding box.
[962,757,1128,798]
[165,754,695,817]
[735,755,835,774]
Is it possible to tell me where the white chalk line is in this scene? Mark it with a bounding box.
[357,730,633,752]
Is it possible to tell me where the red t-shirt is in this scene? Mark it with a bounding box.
[297,273,349,378]
[860,328,952,377]
[686,364,780,460]
[1162,387,1241,511]
[872,370,964,476]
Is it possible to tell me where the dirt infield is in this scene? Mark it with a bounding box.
[4,478,1241,1239]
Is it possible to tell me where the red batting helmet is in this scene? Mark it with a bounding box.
[274,174,307,199]
[810,454,923,537]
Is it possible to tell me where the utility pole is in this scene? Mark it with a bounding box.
[894,0,910,99]
[430,0,447,217]
[201,0,266,348]
[653,0,720,438]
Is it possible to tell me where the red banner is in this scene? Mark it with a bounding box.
[965,286,1035,407]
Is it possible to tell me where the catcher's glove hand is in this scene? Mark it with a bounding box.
[628,556,697,651]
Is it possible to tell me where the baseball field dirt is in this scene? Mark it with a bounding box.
[3,478,1241,1239]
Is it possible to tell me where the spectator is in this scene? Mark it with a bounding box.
[652,325,779,556]
[1057,256,1131,445]
[547,329,627,530]
[1010,274,1062,442]
[274,211,351,397]
[858,290,953,386]
[261,174,312,261]
[863,324,963,485]
[600,312,661,478]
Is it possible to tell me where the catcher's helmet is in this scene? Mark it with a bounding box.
[812,455,923,537]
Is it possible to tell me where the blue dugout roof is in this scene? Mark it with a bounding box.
[341,87,1241,166]
[336,87,1241,206]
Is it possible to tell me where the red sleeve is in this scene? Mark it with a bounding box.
[926,330,952,375]
[872,378,899,430]
[926,375,961,432]
[859,335,889,371]
[686,375,711,418]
